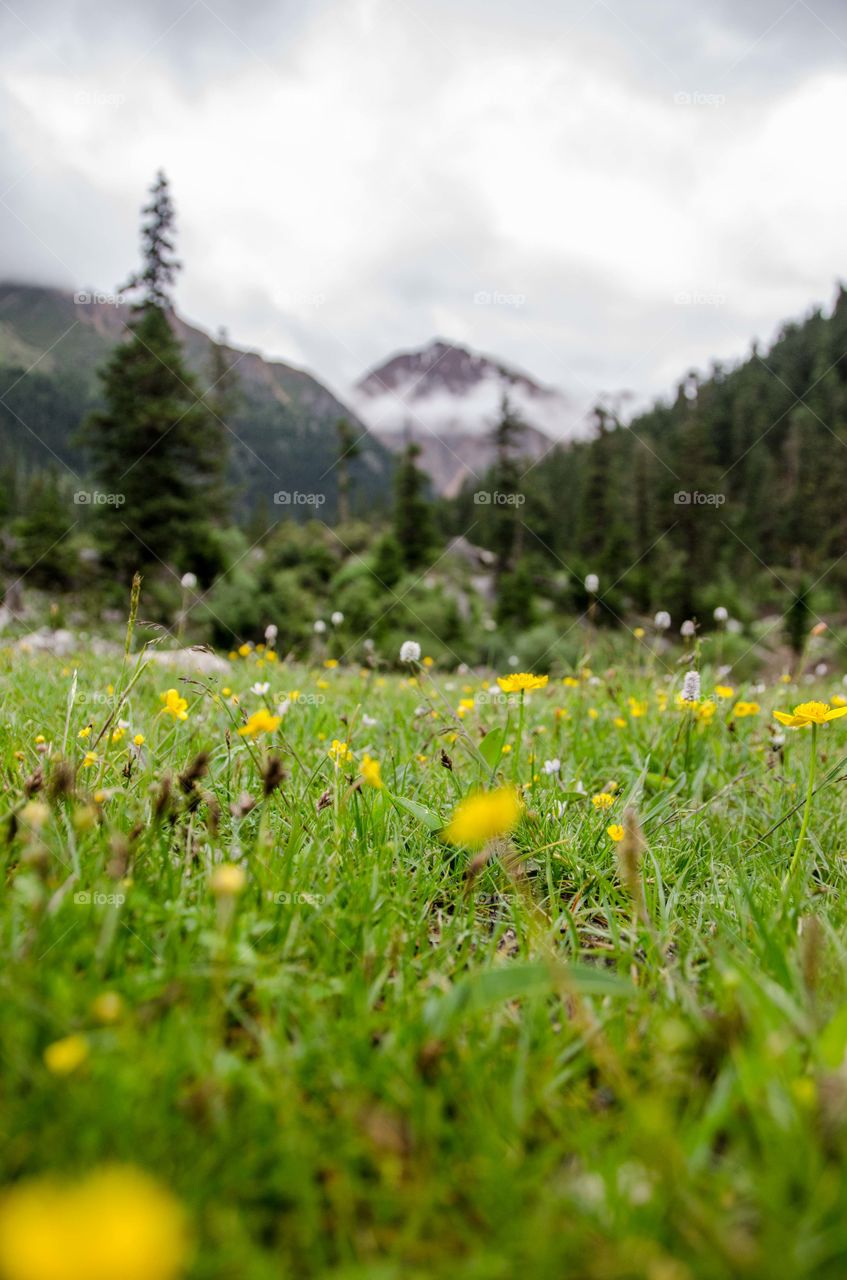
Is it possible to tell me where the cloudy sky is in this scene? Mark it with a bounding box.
[2,0,846,419]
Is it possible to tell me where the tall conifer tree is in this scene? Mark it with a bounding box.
[85,171,228,580]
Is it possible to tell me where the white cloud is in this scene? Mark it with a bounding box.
[0,0,845,423]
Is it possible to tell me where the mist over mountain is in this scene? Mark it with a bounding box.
[350,338,591,495]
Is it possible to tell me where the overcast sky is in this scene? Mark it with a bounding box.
[2,0,846,419]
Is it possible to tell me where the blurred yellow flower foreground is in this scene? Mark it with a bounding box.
[444,787,521,849]
[0,1165,189,1280]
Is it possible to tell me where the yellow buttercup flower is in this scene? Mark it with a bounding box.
[444,787,521,848]
[237,708,281,738]
[497,673,548,694]
[133,733,145,746]
[210,863,247,896]
[238,643,251,657]
[733,701,760,718]
[360,754,383,788]
[773,701,847,728]
[591,792,614,810]
[0,1165,190,1280]
[607,824,624,842]
[44,1034,89,1076]
[159,689,188,721]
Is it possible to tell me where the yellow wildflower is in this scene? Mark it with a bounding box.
[607,824,624,842]
[360,754,383,788]
[497,673,548,694]
[0,1165,189,1280]
[329,739,353,764]
[562,676,580,688]
[773,701,847,728]
[237,708,281,738]
[324,659,338,669]
[614,717,627,728]
[133,733,145,746]
[733,701,760,718]
[81,750,98,769]
[633,627,645,639]
[238,643,251,657]
[159,689,188,720]
[77,725,91,739]
[44,1034,89,1076]
[111,726,125,743]
[91,992,124,1024]
[444,787,521,849]
[210,863,247,896]
[715,685,735,699]
[591,792,614,810]
[628,697,647,717]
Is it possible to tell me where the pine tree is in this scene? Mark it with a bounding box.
[84,171,229,582]
[393,441,434,571]
[336,418,360,523]
[489,394,528,580]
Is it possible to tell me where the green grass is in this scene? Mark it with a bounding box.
[3,636,847,1279]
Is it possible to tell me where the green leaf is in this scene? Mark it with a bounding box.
[478,726,505,771]
[818,1004,847,1069]
[390,793,444,832]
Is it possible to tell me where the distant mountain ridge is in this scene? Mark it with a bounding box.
[0,283,393,520]
[350,338,591,495]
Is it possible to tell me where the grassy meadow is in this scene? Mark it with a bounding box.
[3,617,847,1279]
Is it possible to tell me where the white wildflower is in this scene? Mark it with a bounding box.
[362,714,378,728]
[400,640,421,664]
[331,611,344,626]
[265,623,278,646]
[713,606,728,623]
[681,670,701,703]
[681,619,696,638]
[654,610,671,631]
[542,758,561,775]
[180,572,197,590]
[313,620,327,634]
[584,573,599,594]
